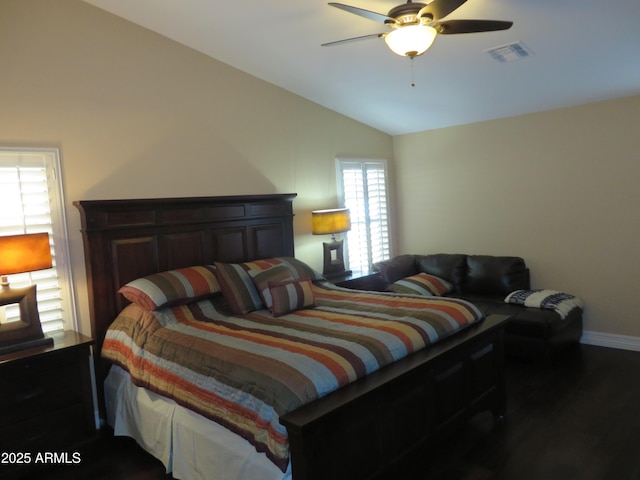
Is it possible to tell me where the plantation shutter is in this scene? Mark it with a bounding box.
[0,149,76,333]
[337,159,391,274]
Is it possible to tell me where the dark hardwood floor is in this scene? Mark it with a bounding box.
[386,343,640,480]
[15,343,640,480]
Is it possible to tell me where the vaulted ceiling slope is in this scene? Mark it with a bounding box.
[84,0,640,135]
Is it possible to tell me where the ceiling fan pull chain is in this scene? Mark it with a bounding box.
[410,56,416,87]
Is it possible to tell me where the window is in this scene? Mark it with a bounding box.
[0,148,77,333]
[337,158,391,274]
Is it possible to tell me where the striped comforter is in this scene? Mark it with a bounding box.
[102,282,483,472]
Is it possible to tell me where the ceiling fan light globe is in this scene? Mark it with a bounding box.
[384,25,437,57]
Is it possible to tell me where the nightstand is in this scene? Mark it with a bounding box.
[0,330,97,477]
[333,271,387,291]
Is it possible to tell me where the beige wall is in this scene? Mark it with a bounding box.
[393,96,640,339]
[3,0,638,343]
[0,0,393,335]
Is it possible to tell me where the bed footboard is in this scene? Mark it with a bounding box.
[280,314,508,480]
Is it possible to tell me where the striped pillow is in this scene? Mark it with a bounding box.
[269,278,316,317]
[119,265,220,311]
[241,257,324,281]
[214,262,264,314]
[215,258,323,315]
[388,272,453,297]
[249,265,294,309]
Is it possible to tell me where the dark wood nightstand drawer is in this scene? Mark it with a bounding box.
[0,330,97,474]
[0,359,87,425]
[0,402,91,452]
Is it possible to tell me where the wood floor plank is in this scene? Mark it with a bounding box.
[16,344,640,480]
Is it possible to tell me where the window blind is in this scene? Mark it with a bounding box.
[337,159,391,274]
[0,149,76,333]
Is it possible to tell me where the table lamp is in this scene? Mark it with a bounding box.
[0,232,54,355]
[311,208,351,278]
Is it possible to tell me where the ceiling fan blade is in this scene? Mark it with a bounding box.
[328,2,393,23]
[322,33,385,47]
[417,0,468,21]
[434,19,513,34]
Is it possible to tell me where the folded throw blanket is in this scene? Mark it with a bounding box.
[505,289,583,319]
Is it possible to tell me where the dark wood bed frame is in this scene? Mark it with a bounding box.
[74,193,508,480]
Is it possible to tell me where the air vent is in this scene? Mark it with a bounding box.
[485,41,533,63]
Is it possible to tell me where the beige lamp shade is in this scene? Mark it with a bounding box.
[311,208,351,235]
[0,233,52,277]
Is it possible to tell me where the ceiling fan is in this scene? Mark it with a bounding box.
[322,0,513,58]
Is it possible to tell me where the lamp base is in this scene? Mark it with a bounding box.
[0,335,53,356]
[0,284,50,354]
[322,238,349,277]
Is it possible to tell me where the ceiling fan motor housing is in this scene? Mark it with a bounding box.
[386,2,430,24]
[388,2,426,17]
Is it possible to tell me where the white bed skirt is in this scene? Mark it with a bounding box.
[104,366,292,480]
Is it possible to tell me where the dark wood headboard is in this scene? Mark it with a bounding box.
[74,194,297,354]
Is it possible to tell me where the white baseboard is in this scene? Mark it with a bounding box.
[581,330,640,352]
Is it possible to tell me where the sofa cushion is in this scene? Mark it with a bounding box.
[463,255,529,295]
[372,254,417,284]
[504,306,582,339]
[415,254,467,292]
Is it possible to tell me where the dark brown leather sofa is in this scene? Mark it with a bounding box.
[372,253,583,363]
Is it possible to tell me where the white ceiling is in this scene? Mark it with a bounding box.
[84,0,640,135]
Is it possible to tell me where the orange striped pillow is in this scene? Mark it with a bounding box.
[119,265,220,310]
[388,272,453,297]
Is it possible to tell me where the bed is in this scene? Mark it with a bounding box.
[74,194,508,480]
